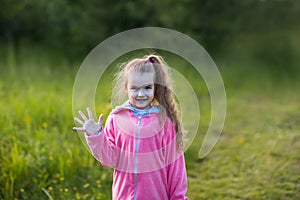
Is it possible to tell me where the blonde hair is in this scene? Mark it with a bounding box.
[112,54,185,150]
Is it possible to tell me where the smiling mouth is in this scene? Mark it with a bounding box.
[136,99,147,101]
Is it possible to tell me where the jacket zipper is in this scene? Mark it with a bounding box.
[134,116,142,200]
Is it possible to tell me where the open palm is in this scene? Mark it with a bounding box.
[73,108,103,135]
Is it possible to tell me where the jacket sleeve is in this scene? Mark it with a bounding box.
[85,114,119,168]
[167,154,189,200]
[165,119,189,200]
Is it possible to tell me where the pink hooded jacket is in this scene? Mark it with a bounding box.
[85,103,188,200]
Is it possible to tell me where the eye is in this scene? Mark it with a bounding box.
[145,85,153,89]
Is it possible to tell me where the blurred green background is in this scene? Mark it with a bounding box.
[0,0,299,199]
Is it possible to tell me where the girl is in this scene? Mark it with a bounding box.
[73,55,188,200]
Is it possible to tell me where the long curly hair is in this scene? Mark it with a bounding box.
[112,54,185,151]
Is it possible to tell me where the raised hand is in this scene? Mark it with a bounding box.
[73,108,104,135]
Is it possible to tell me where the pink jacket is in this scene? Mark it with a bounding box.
[85,104,188,200]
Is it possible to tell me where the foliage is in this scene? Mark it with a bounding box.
[0,0,299,59]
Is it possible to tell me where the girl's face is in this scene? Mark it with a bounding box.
[126,71,155,110]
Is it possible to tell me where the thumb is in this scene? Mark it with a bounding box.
[97,114,104,125]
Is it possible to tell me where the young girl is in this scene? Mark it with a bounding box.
[73,55,188,200]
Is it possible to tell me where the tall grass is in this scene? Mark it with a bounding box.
[0,44,299,199]
[186,59,300,199]
[0,44,113,199]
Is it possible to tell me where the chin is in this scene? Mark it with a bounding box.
[135,103,150,110]
[136,106,149,110]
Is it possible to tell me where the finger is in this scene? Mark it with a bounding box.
[74,117,84,125]
[87,107,94,120]
[98,114,104,124]
[73,127,85,131]
[78,110,88,121]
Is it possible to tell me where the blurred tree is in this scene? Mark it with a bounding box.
[0,0,47,44]
[0,0,299,63]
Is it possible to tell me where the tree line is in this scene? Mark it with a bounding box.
[0,0,299,62]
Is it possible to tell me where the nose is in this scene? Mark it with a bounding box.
[137,89,145,97]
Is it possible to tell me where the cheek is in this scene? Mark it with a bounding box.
[127,90,135,98]
[125,85,132,97]
[146,89,154,96]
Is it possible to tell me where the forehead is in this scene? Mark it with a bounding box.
[127,71,154,86]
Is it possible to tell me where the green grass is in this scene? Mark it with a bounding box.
[0,45,299,199]
[186,61,300,199]
[0,45,113,200]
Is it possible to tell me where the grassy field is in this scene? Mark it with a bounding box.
[0,45,299,199]
[186,62,300,199]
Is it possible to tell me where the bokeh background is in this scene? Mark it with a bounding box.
[1,0,299,199]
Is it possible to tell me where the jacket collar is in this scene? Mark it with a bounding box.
[112,101,160,117]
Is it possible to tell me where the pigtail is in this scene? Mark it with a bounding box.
[147,55,185,151]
